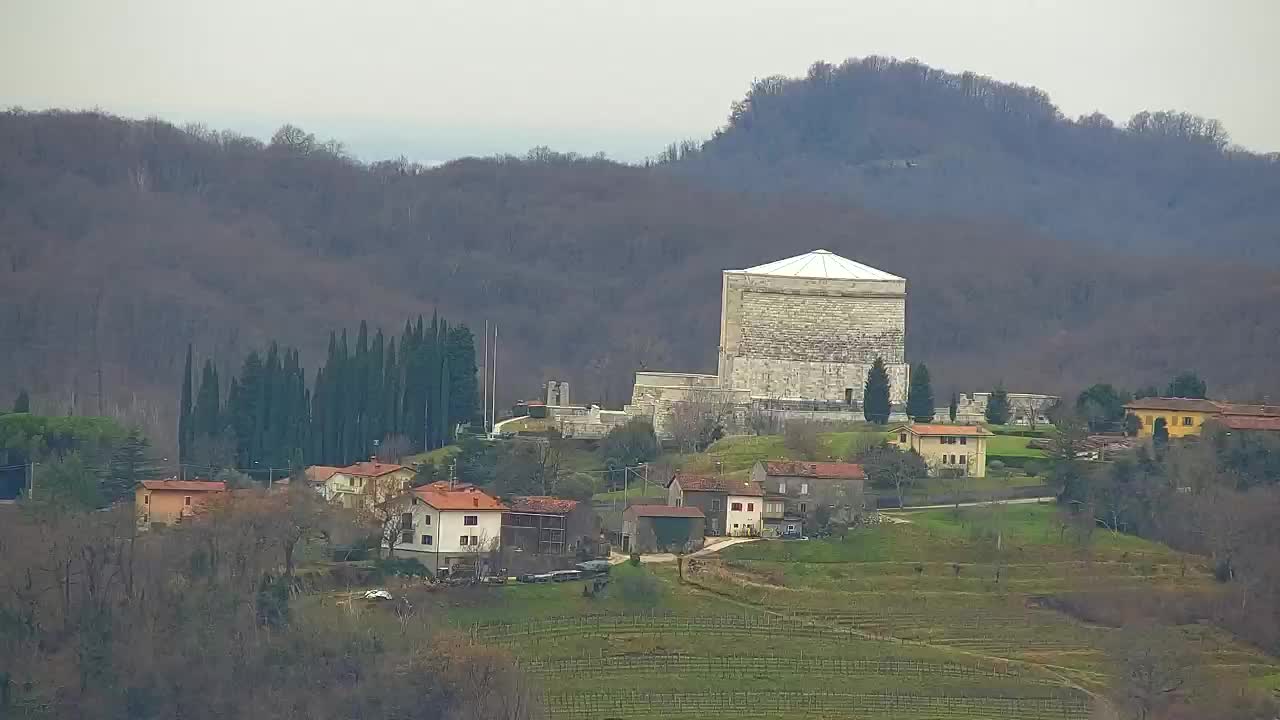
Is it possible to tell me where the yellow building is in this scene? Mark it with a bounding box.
[136,479,226,525]
[891,424,994,478]
[1123,398,1225,439]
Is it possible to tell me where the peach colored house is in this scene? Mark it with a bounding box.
[136,479,226,525]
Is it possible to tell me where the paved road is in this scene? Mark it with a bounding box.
[891,496,1057,512]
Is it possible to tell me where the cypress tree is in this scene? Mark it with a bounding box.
[863,357,891,425]
[985,384,1011,425]
[446,325,479,428]
[12,389,30,413]
[949,393,959,423]
[193,359,221,439]
[179,345,194,462]
[384,337,400,438]
[906,363,935,422]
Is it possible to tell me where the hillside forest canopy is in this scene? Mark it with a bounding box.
[2,55,1279,454]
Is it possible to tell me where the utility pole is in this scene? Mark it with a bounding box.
[482,320,489,433]
[27,461,35,500]
[491,324,499,431]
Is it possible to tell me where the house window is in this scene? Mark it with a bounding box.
[464,515,478,526]
[401,513,413,529]
[422,535,433,545]
[778,481,786,493]
[799,503,807,513]
[401,530,413,544]
[898,433,907,443]
[143,495,150,505]
[183,496,192,506]
[712,499,721,512]
[460,535,470,546]
[675,497,682,506]
[960,437,967,445]
[1183,416,1193,426]
[733,523,739,529]
[845,388,854,404]
[786,524,797,532]
[960,455,967,465]
[731,502,743,511]
[423,515,431,525]
[747,503,754,511]
[800,483,809,495]
[470,535,479,547]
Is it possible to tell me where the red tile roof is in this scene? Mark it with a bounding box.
[139,480,226,492]
[761,461,866,480]
[1123,397,1222,413]
[413,481,507,511]
[1217,403,1280,417]
[305,465,342,484]
[895,424,995,437]
[670,473,764,496]
[1217,415,1280,432]
[338,462,410,478]
[626,504,705,518]
[508,496,580,514]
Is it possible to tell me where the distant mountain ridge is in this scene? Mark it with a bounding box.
[663,56,1280,260]
[3,59,1280,447]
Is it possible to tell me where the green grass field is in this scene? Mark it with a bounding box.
[986,434,1048,458]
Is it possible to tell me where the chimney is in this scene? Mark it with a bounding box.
[473,497,478,507]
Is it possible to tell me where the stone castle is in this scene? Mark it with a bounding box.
[625,249,910,438]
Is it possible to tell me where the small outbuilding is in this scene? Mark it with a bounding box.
[622,505,705,554]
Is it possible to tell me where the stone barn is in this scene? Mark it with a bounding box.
[622,505,705,553]
[718,249,908,405]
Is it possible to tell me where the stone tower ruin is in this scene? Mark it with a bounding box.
[716,249,908,404]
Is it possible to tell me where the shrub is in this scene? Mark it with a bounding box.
[373,556,431,578]
[612,566,661,606]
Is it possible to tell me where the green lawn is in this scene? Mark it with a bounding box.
[680,431,890,475]
[985,434,1047,458]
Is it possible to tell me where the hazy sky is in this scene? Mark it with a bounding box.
[3,0,1277,163]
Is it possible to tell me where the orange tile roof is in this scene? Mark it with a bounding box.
[139,479,226,492]
[508,496,580,514]
[1216,403,1280,417]
[1217,415,1280,432]
[305,465,343,483]
[413,481,507,511]
[626,504,705,518]
[670,473,764,496]
[338,462,410,478]
[1123,397,1222,413]
[895,424,994,437]
[761,461,865,480]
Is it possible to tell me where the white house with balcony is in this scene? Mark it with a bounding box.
[391,481,507,574]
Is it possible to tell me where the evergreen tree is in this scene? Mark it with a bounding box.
[12,389,30,413]
[1153,417,1170,446]
[105,428,162,503]
[179,345,194,462]
[906,363,934,422]
[193,359,221,439]
[985,385,1011,425]
[446,325,479,428]
[863,357,891,425]
[949,393,958,422]
[1166,372,1207,399]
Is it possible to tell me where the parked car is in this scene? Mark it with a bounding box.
[575,560,611,575]
[550,570,583,582]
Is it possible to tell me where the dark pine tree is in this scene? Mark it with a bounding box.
[906,363,935,422]
[179,344,194,462]
[863,357,891,425]
[949,393,959,422]
[12,389,30,413]
[105,428,163,503]
[985,385,1011,425]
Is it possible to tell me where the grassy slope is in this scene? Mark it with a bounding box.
[402,502,1279,717]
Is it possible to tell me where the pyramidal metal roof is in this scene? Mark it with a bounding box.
[731,249,903,281]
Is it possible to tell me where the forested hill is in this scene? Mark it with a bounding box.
[2,108,1279,450]
[664,56,1280,260]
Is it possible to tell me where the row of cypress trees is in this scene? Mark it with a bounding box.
[862,358,937,424]
[178,314,478,474]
